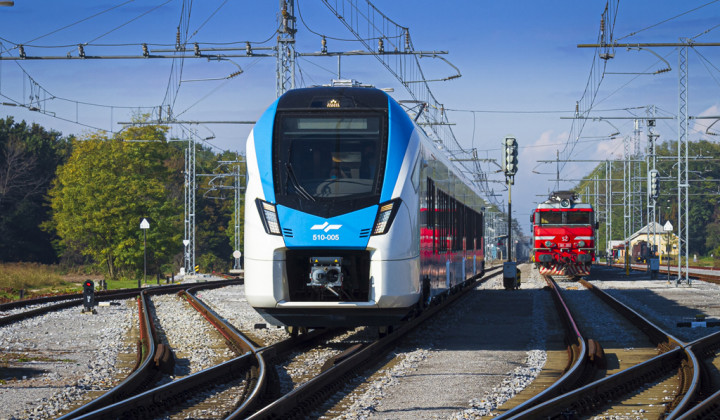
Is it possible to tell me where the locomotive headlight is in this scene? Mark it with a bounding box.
[577,240,586,248]
[372,198,402,235]
[544,241,555,248]
[255,199,282,235]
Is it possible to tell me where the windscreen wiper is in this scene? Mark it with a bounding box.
[285,163,316,202]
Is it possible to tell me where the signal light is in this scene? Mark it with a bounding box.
[82,280,96,314]
[649,170,660,200]
[502,136,518,179]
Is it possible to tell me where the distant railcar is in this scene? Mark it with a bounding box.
[244,85,485,330]
[632,240,650,263]
[531,191,596,278]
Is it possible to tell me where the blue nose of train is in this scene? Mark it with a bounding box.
[276,204,378,248]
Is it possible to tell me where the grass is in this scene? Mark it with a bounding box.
[0,263,177,302]
[0,262,76,301]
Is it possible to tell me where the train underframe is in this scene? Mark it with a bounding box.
[536,261,591,277]
[534,251,593,279]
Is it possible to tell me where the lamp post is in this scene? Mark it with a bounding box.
[663,220,673,284]
[140,218,150,288]
[183,239,190,276]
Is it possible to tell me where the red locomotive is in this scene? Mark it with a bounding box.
[531,191,596,278]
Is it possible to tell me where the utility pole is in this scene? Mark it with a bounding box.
[677,41,690,285]
[184,136,196,276]
[577,41,720,285]
[502,136,518,289]
[277,0,296,96]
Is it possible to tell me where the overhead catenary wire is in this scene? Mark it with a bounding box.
[66,0,174,56]
[615,0,720,42]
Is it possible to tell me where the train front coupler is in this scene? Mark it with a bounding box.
[308,256,344,297]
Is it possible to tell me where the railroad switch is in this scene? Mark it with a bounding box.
[81,280,97,314]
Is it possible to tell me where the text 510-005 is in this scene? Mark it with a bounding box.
[313,234,340,241]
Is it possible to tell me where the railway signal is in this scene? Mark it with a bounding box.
[82,280,96,314]
[502,136,518,183]
[502,135,518,286]
[649,170,660,200]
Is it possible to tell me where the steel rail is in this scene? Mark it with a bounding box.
[676,330,720,419]
[58,290,160,419]
[245,266,500,419]
[69,284,329,418]
[0,279,240,326]
[507,278,697,419]
[55,281,240,419]
[495,275,589,419]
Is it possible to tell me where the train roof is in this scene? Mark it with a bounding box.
[276,86,389,110]
[536,190,593,210]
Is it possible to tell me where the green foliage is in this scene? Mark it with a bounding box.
[46,124,182,279]
[0,117,72,263]
[574,138,720,256]
[3,115,245,277]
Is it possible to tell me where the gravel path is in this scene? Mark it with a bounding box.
[4,266,718,419]
[196,285,289,347]
[0,299,134,419]
[150,294,235,381]
[588,265,720,343]
[321,264,550,419]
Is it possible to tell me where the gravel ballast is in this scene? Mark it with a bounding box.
[0,300,134,419]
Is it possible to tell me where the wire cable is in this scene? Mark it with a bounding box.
[297,0,402,42]
[70,0,174,54]
[188,0,229,41]
[616,0,720,41]
[13,1,135,49]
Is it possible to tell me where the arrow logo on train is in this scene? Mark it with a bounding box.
[311,222,342,232]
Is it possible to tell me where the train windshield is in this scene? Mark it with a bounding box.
[273,111,387,216]
[539,212,563,225]
[567,212,592,225]
[538,211,592,225]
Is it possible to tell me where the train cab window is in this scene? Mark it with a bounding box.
[273,112,388,216]
[539,212,563,225]
[567,212,591,225]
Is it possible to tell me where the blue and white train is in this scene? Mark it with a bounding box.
[244,85,486,328]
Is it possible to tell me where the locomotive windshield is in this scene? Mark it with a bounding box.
[567,212,592,225]
[537,210,593,225]
[273,111,387,217]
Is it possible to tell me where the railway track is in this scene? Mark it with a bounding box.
[497,275,718,419]
[609,261,720,284]
[53,267,502,418]
[0,279,241,327]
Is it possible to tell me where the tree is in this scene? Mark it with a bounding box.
[0,117,72,263]
[46,124,182,279]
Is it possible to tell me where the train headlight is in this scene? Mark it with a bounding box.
[577,240,586,248]
[255,199,282,235]
[544,241,555,248]
[372,198,402,235]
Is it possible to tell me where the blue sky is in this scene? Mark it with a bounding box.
[2,1,719,233]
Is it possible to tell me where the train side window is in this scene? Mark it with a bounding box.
[411,157,420,192]
[533,212,540,225]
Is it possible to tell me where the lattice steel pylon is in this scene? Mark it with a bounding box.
[631,119,644,234]
[184,136,196,275]
[276,0,296,97]
[677,43,689,284]
[623,133,631,242]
